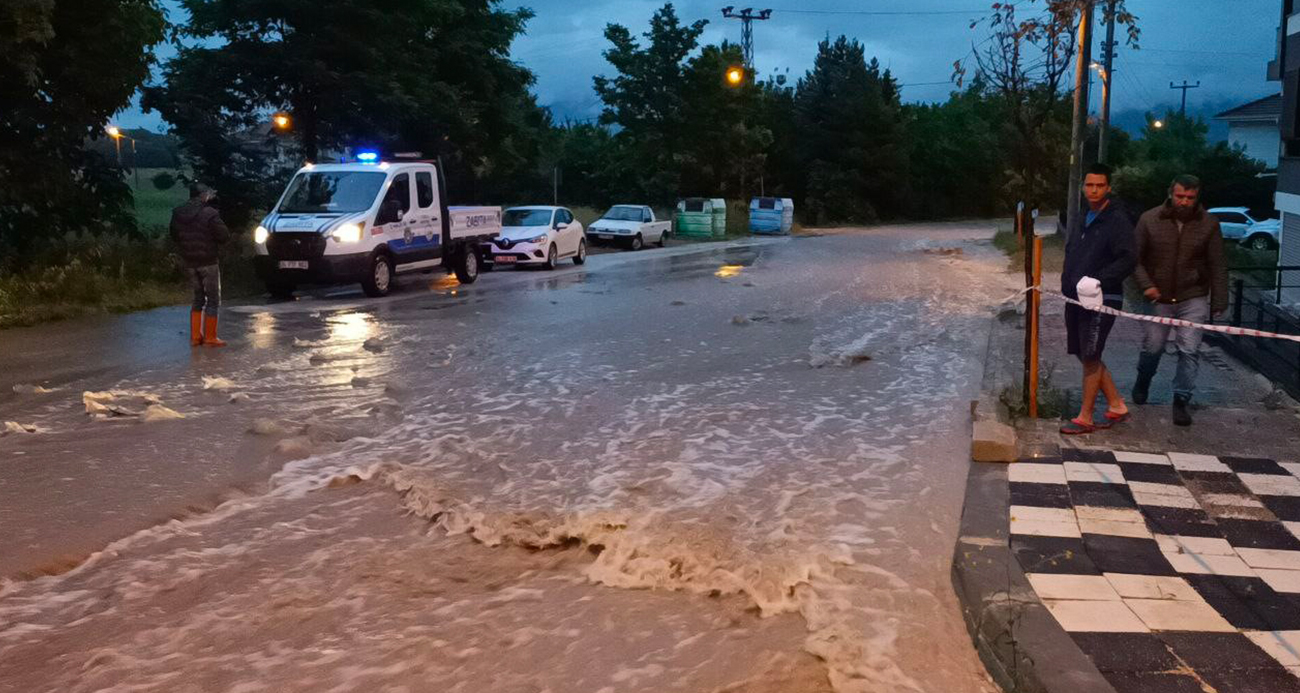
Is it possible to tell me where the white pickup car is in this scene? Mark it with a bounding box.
[585,205,671,250]
[253,161,502,297]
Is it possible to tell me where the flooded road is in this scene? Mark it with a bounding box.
[0,225,1012,693]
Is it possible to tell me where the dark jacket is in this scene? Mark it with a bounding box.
[1061,198,1137,301]
[1132,202,1228,315]
[170,199,230,268]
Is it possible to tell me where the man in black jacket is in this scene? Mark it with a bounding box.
[1059,164,1137,434]
[170,183,231,347]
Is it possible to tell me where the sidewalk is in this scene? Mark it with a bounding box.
[954,287,1300,693]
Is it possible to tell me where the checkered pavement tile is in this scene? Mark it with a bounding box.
[1006,449,1300,691]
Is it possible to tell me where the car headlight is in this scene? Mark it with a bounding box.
[254,225,269,245]
[529,234,549,244]
[332,223,364,243]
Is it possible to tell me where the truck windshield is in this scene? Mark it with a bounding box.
[503,209,552,226]
[603,206,644,221]
[278,171,388,214]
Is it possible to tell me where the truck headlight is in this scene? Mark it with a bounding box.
[332,223,363,243]
[254,225,269,245]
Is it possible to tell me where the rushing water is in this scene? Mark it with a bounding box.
[0,226,1012,693]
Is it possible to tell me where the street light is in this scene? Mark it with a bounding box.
[273,112,291,130]
[726,66,745,86]
[1152,119,1165,129]
[105,125,140,189]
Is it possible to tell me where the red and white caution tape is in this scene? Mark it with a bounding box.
[1023,286,1300,345]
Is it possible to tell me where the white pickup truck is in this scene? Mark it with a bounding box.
[253,161,502,297]
[585,205,671,250]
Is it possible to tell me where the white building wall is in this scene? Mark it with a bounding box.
[1229,123,1281,168]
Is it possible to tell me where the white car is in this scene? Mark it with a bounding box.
[1208,207,1280,251]
[486,206,586,270]
[586,205,671,250]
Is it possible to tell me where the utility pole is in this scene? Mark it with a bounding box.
[721,6,773,69]
[1097,1,1117,164]
[553,167,559,206]
[1170,80,1201,114]
[1066,1,1095,232]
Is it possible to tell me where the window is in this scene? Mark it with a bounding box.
[378,174,411,224]
[642,209,652,222]
[557,209,573,225]
[415,171,434,209]
[279,171,387,214]
[1214,212,1249,224]
[503,209,552,226]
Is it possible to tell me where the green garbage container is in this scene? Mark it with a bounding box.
[709,198,726,238]
[675,198,714,238]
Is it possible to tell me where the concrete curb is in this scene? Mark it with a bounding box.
[952,311,1117,693]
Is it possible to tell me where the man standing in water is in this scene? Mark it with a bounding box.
[1059,164,1137,434]
[170,183,231,347]
[1130,175,1228,426]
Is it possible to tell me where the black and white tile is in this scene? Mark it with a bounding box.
[1009,448,1300,693]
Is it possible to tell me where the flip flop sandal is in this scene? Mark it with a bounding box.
[1097,410,1131,429]
[1060,418,1097,435]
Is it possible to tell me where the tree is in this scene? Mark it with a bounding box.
[1113,111,1270,213]
[145,0,541,228]
[677,42,773,199]
[593,2,708,202]
[905,79,1006,219]
[0,0,166,263]
[795,37,908,224]
[960,0,1140,208]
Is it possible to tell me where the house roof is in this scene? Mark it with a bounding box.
[1214,94,1282,123]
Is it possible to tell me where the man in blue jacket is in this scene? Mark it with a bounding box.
[1059,164,1137,434]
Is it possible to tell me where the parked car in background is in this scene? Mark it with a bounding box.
[586,205,671,250]
[485,206,585,270]
[1208,207,1281,251]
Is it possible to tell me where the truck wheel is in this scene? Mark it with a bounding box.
[1248,234,1276,252]
[657,230,668,248]
[630,234,643,251]
[573,240,587,265]
[454,245,480,284]
[266,280,296,300]
[362,252,394,297]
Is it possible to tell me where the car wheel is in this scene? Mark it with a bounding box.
[1248,234,1276,252]
[657,229,668,247]
[361,252,393,297]
[266,280,296,300]
[630,233,643,251]
[454,245,480,284]
[573,239,587,265]
[544,244,558,270]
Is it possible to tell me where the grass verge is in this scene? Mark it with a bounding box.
[992,226,1066,276]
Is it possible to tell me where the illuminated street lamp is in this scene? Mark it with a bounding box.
[726,66,745,86]
[1152,119,1165,129]
[106,125,139,188]
[272,112,291,130]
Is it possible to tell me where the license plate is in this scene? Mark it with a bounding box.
[278,260,309,270]
[493,255,517,264]
[597,234,613,240]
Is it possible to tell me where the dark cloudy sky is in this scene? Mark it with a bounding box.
[118,0,1281,135]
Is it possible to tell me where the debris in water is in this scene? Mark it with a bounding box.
[351,376,372,388]
[12,384,55,395]
[201,376,237,391]
[362,337,386,353]
[228,392,251,404]
[731,315,750,326]
[923,247,963,256]
[670,300,687,306]
[142,404,185,422]
[83,391,162,418]
[274,436,314,458]
[3,421,38,435]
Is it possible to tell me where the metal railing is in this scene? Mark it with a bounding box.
[1208,265,1300,400]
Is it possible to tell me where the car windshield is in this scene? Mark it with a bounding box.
[278,171,388,214]
[503,209,553,226]
[603,206,645,221]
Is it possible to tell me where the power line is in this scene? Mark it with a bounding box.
[767,7,989,15]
